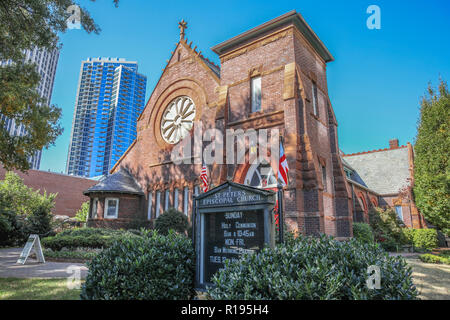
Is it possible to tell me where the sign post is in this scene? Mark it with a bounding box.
[16,234,45,264]
[194,181,275,290]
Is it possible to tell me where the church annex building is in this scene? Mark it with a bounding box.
[83,11,425,238]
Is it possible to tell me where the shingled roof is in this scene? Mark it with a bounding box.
[83,168,144,196]
[200,56,220,78]
[343,146,411,195]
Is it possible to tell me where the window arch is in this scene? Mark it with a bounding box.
[244,161,277,189]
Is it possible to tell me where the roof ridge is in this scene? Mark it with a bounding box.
[178,38,220,79]
[342,145,407,157]
[182,38,221,72]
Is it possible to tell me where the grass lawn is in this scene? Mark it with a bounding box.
[0,278,83,300]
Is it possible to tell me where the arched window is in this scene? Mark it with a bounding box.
[244,161,277,189]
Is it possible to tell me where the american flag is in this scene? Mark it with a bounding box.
[201,163,209,192]
[278,140,289,186]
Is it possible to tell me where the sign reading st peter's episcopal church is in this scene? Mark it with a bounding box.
[193,181,276,289]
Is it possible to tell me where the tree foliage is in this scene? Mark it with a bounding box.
[413,79,450,230]
[0,171,56,245]
[154,208,189,235]
[74,201,89,222]
[0,0,119,171]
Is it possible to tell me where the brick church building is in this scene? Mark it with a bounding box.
[84,11,424,236]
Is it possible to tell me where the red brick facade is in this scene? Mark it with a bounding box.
[87,192,146,229]
[0,166,97,217]
[86,11,353,239]
[343,142,426,229]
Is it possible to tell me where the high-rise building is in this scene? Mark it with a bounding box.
[66,57,147,178]
[0,47,60,169]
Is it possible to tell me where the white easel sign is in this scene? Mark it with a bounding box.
[16,234,45,264]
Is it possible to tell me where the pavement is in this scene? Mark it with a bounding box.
[0,248,88,279]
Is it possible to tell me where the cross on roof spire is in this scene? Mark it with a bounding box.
[178,19,188,41]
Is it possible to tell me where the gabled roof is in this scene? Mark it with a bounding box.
[200,55,220,78]
[84,168,144,196]
[211,10,334,63]
[178,39,221,80]
[343,147,410,195]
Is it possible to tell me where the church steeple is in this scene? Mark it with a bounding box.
[178,19,188,41]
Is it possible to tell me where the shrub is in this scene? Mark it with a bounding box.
[74,201,89,222]
[378,236,401,252]
[419,253,450,265]
[443,228,450,237]
[369,207,407,249]
[81,230,195,300]
[403,229,438,250]
[207,234,418,300]
[24,200,54,237]
[57,227,122,238]
[41,228,139,251]
[0,207,24,246]
[353,223,375,244]
[0,172,56,246]
[126,218,152,230]
[436,230,447,247]
[42,248,99,261]
[154,208,189,235]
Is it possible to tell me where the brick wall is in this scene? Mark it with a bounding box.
[87,192,145,229]
[99,17,352,237]
[0,166,97,217]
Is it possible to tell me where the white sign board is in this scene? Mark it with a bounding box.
[16,234,45,264]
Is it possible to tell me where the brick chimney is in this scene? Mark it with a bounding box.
[389,139,399,149]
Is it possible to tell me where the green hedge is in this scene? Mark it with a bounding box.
[81,230,195,300]
[154,208,189,235]
[43,249,98,261]
[419,253,450,265]
[207,234,418,300]
[41,228,140,251]
[353,223,375,244]
[403,229,438,250]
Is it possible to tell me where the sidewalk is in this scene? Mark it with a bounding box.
[0,248,88,279]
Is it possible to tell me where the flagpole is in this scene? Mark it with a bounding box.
[192,193,197,248]
[277,134,286,244]
[277,183,284,244]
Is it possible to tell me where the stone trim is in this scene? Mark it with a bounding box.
[227,109,284,127]
[226,65,284,89]
[220,27,293,63]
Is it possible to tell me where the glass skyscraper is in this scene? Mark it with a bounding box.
[66,57,147,177]
[0,47,60,169]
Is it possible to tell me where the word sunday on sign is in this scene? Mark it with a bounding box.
[16,234,45,264]
[194,181,275,289]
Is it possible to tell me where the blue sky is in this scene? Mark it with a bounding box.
[40,0,450,173]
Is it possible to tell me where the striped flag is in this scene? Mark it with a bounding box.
[278,140,289,186]
[201,163,209,192]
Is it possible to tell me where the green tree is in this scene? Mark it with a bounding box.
[0,171,56,216]
[155,208,189,235]
[0,0,119,171]
[414,79,450,230]
[0,171,56,245]
[74,201,89,222]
